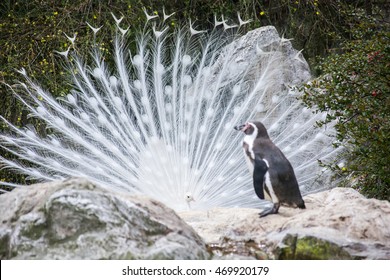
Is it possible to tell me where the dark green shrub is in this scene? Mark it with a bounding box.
[301,16,389,200]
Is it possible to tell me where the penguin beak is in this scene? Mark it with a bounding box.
[234,124,245,131]
[234,123,248,132]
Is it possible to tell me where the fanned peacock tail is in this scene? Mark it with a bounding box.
[0,12,342,211]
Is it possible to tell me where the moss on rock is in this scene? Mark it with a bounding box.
[275,234,354,260]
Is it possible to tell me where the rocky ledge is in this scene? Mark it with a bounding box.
[0,178,389,259]
[179,187,390,259]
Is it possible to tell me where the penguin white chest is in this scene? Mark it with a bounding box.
[242,133,257,173]
[243,134,256,160]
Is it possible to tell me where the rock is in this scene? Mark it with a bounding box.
[209,26,311,90]
[179,188,390,259]
[0,178,209,260]
[275,234,354,260]
[207,25,312,129]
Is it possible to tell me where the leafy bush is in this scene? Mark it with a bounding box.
[301,17,389,200]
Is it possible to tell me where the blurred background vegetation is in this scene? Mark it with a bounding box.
[0,0,389,199]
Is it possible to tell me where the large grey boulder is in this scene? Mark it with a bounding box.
[209,26,311,91]
[179,188,390,259]
[0,178,209,259]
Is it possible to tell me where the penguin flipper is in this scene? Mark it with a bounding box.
[253,157,268,200]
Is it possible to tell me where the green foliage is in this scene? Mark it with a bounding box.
[301,16,390,200]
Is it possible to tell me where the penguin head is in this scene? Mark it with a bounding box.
[234,121,269,138]
[234,122,254,135]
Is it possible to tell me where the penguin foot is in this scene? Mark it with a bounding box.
[259,202,280,218]
[259,208,278,217]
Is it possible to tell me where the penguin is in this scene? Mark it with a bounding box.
[234,121,305,217]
